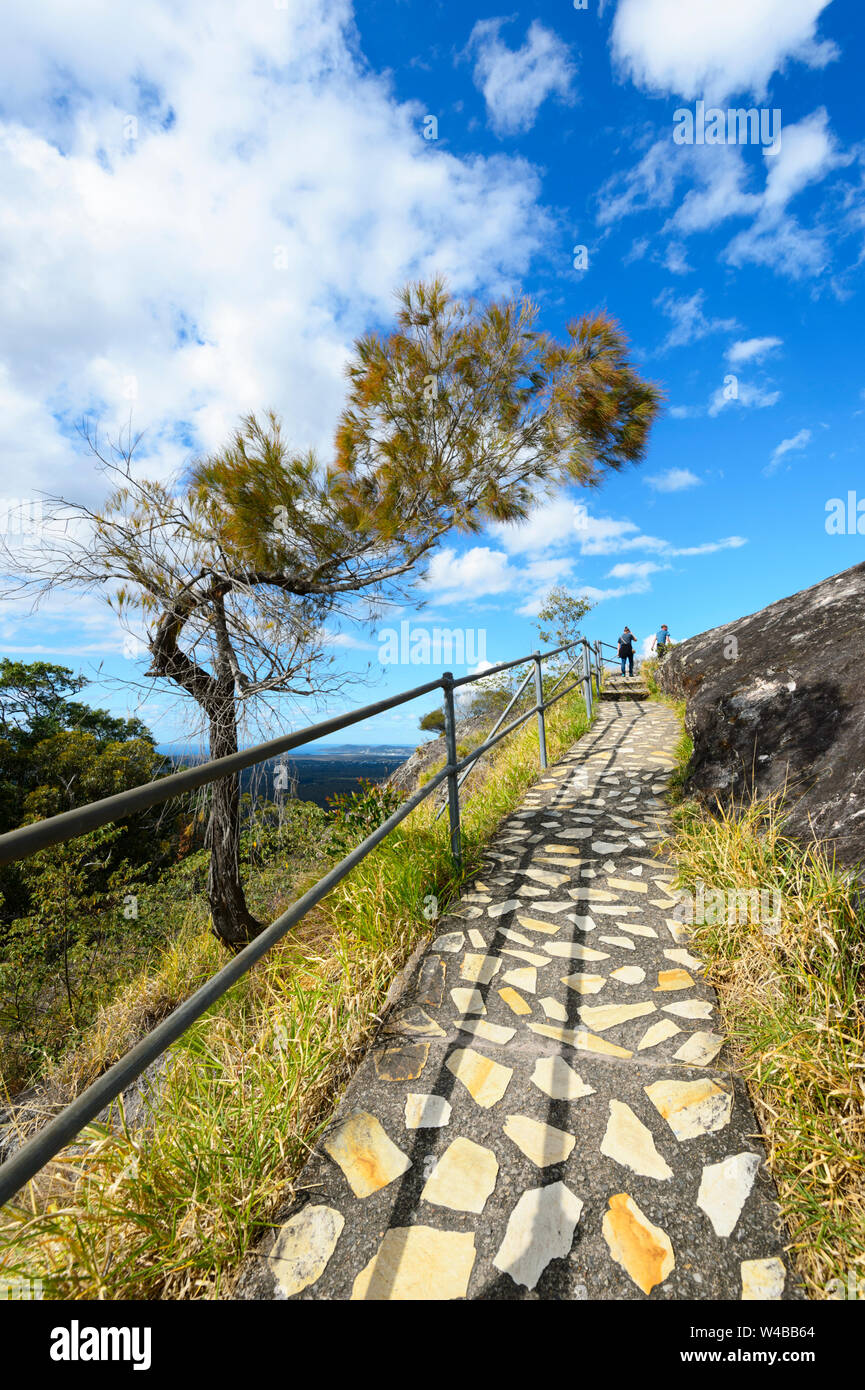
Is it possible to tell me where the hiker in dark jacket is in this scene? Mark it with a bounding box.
[618,627,635,677]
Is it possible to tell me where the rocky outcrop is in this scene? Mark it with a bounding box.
[656,560,865,874]
[387,715,492,796]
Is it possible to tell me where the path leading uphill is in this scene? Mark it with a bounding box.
[234,683,800,1302]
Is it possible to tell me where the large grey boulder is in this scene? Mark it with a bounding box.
[656,560,865,875]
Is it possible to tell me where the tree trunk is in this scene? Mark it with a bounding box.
[205,682,263,950]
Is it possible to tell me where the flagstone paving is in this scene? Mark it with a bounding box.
[233,694,802,1302]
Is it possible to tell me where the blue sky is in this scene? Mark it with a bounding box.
[0,0,862,749]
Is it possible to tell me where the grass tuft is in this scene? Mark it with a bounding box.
[660,720,865,1299]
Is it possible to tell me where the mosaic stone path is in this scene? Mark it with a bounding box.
[234,695,800,1302]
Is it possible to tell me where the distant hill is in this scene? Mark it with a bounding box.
[157,743,415,809]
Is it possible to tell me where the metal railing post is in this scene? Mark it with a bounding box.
[581,641,593,718]
[441,672,462,872]
[533,650,548,770]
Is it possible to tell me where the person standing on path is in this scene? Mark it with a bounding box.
[618,626,636,677]
[651,624,671,660]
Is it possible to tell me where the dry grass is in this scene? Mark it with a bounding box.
[664,779,865,1298]
[0,688,591,1300]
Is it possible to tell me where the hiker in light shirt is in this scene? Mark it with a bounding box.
[651,625,671,660]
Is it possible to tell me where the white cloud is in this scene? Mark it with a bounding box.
[606,561,668,579]
[623,235,649,264]
[672,537,747,556]
[644,468,701,491]
[573,506,644,555]
[466,18,576,136]
[610,0,838,102]
[662,241,692,274]
[765,427,811,474]
[600,110,848,285]
[0,0,554,515]
[764,108,844,208]
[492,497,585,554]
[654,289,739,352]
[580,581,652,602]
[726,336,783,364]
[421,546,514,602]
[708,380,782,415]
[722,111,848,278]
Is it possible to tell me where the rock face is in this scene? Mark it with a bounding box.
[656,560,865,875]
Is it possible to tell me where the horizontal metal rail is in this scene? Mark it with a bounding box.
[0,634,598,1207]
[0,677,445,868]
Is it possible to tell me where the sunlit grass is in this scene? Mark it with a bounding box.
[659,720,865,1299]
[0,688,592,1300]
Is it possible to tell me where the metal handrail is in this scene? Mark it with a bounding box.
[0,635,598,1206]
[434,664,535,818]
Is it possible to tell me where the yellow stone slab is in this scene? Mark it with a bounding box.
[501,965,537,994]
[524,867,570,887]
[611,965,645,985]
[499,927,536,947]
[422,1136,499,1213]
[654,969,695,992]
[351,1226,476,1300]
[530,1055,595,1101]
[637,1019,681,1051]
[602,1193,675,1295]
[450,986,486,1015]
[500,947,549,967]
[539,995,568,1021]
[536,855,582,867]
[544,941,609,961]
[528,1022,633,1059]
[616,921,658,938]
[577,1001,656,1032]
[445,1048,513,1108]
[323,1112,411,1198]
[562,971,606,995]
[503,1114,576,1167]
[607,878,648,894]
[644,1078,733,1140]
[673,1031,725,1066]
[460,952,501,985]
[499,986,532,1016]
[741,1257,786,1301]
[516,915,563,935]
[268,1205,345,1296]
[664,947,704,971]
[663,1000,714,1019]
[456,1018,515,1045]
[601,1100,673,1181]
